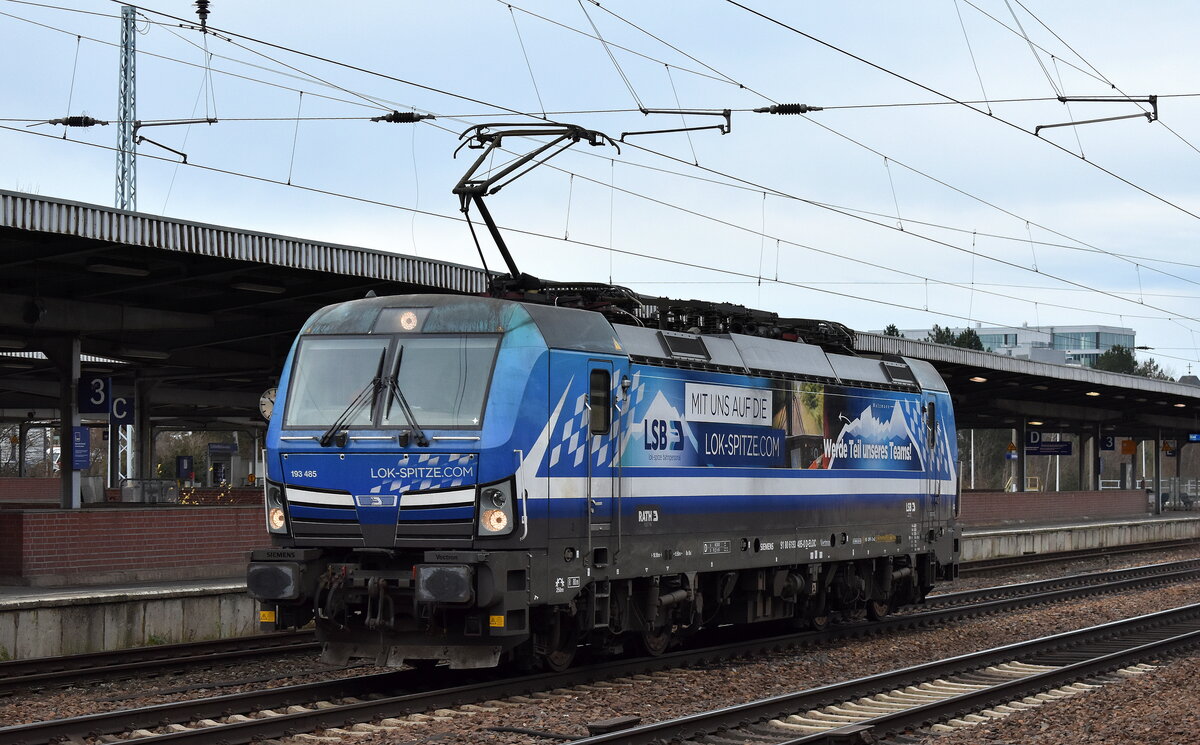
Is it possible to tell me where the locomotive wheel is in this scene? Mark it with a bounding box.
[808,613,830,632]
[637,625,672,656]
[866,598,890,621]
[539,617,579,672]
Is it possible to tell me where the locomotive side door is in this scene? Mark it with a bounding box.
[922,395,941,538]
[586,361,616,530]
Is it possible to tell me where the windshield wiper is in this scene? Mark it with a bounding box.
[385,346,429,447]
[319,377,382,447]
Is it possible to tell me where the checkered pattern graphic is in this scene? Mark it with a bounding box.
[897,395,957,480]
[548,373,628,472]
[378,452,477,494]
[897,398,928,468]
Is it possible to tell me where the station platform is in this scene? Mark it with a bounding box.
[960,511,1200,562]
[0,577,255,660]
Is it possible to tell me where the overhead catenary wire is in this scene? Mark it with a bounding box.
[1003,0,1061,98]
[952,0,991,115]
[614,136,1200,334]
[790,115,1200,290]
[576,0,644,111]
[14,0,1195,311]
[965,0,1200,158]
[499,0,746,90]
[4,3,1195,357]
[105,0,541,120]
[508,5,546,119]
[724,0,1200,223]
[13,119,1197,365]
[8,2,1195,285]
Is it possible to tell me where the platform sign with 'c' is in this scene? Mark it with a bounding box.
[110,394,135,424]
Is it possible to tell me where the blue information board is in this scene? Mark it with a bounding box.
[71,427,90,470]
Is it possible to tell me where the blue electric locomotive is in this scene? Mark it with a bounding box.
[248,292,959,670]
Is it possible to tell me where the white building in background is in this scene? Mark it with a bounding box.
[881,323,1136,368]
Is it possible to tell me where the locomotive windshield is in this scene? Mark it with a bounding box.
[283,334,499,429]
[383,336,498,428]
[284,337,387,427]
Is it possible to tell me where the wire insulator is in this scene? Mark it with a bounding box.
[48,116,108,127]
[195,0,210,30]
[370,110,435,123]
[753,103,823,115]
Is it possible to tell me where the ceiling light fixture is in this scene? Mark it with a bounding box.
[1028,420,1044,426]
[1085,391,1101,397]
[969,376,988,383]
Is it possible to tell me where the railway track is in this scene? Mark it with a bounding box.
[0,630,317,696]
[571,603,1200,744]
[3,558,1197,745]
[958,537,1199,575]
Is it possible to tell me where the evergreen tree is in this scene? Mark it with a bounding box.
[1093,345,1137,374]
[925,324,957,345]
[954,328,985,350]
[1134,358,1172,380]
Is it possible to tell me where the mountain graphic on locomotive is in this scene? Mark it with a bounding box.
[246,124,959,671]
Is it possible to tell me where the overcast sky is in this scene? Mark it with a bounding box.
[4,1,1199,375]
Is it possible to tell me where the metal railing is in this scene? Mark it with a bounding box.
[117,478,180,503]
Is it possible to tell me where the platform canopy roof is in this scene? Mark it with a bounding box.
[856,333,1200,437]
[1,189,1198,437]
[0,189,485,425]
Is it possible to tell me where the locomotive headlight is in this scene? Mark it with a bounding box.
[484,488,506,507]
[264,480,290,534]
[481,508,509,533]
[476,480,515,537]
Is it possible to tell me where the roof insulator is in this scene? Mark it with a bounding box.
[47,116,108,127]
[754,103,823,115]
[371,110,436,124]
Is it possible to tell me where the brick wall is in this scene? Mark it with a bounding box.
[959,489,1150,526]
[0,506,268,586]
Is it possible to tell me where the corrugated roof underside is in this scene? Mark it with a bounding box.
[0,190,486,293]
[855,331,1200,398]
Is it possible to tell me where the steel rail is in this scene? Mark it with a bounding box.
[927,556,1200,608]
[0,631,317,695]
[959,537,1200,575]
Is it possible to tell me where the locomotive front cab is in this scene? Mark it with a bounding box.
[248,295,560,668]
